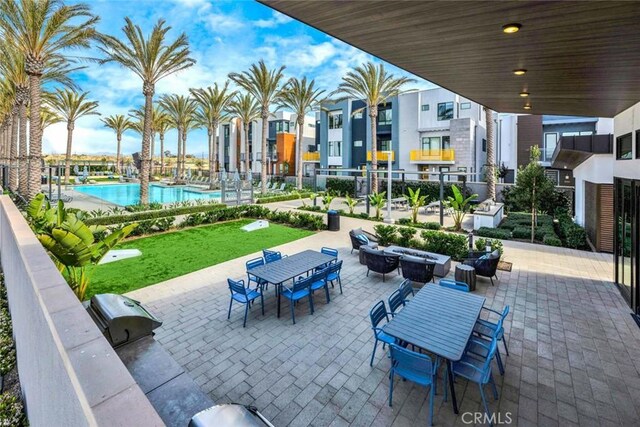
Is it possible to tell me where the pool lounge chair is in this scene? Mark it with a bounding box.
[272,183,286,193]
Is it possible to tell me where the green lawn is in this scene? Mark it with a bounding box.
[88,219,313,298]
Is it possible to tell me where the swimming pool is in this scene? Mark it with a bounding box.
[73,183,221,206]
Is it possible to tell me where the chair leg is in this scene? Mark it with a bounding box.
[243,303,249,328]
[338,276,343,294]
[309,294,315,314]
[428,384,434,426]
[490,373,499,400]
[495,347,505,375]
[490,276,495,286]
[388,371,394,407]
[260,293,265,316]
[227,298,233,320]
[367,269,370,277]
[479,385,493,427]
[324,285,330,303]
[502,338,510,356]
[370,339,378,367]
[290,299,296,324]
[382,273,386,282]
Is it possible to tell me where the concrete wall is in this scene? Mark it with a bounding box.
[614,101,640,180]
[573,154,614,226]
[0,196,163,427]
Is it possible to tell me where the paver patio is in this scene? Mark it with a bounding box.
[127,217,640,426]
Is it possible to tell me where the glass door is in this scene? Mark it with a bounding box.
[616,179,637,312]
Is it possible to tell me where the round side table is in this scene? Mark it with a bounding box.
[455,264,477,291]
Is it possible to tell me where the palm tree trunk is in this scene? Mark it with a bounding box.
[181,130,187,180]
[209,124,217,190]
[296,118,304,190]
[139,84,154,205]
[176,126,182,182]
[260,111,268,194]
[64,122,74,185]
[9,110,17,191]
[150,131,155,180]
[484,106,496,201]
[213,123,219,174]
[27,73,43,201]
[243,123,250,176]
[116,133,122,174]
[18,102,28,195]
[369,106,378,193]
[160,133,165,175]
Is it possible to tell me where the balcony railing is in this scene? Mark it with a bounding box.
[302,152,320,161]
[367,151,395,162]
[409,149,455,162]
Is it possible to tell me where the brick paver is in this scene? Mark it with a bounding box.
[128,217,640,426]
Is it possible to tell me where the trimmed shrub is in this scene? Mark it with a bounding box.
[421,222,442,230]
[255,192,312,204]
[565,223,588,249]
[129,219,157,236]
[397,218,411,225]
[0,392,25,426]
[180,213,205,228]
[326,178,357,196]
[474,238,505,256]
[420,230,468,260]
[85,203,227,226]
[512,226,532,240]
[155,216,175,232]
[396,226,417,247]
[373,224,398,246]
[543,234,562,247]
[125,201,163,212]
[535,225,556,242]
[476,227,511,240]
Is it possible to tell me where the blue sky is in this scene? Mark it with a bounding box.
[47,0,436,156]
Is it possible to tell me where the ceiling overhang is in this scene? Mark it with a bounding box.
[260,1,640,118]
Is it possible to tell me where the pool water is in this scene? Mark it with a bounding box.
[73,183,221,206]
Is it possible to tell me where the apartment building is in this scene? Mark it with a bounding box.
[316,88,488,180]
[217,111,315,174]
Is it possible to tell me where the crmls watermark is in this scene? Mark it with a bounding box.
[461,412,513,425]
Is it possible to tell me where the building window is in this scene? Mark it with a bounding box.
[543,132,558,161]
[545,169,559,185]
[275,121,290,133]
[378,109,392,126]
[617,133,632,160]
[328,140,342,157]
[460,102,471,110]
[421,104,429,111]
[308,123,315,128]
[421,136,440,151]
[437,102,454,120]
[353,111,363,119]
[354,140,363,147]
[290,121,295,130]
[329,112,343,129]
[562,131,593,137]
[378,139,391,151]
[482,138,487,152]
[223,125,230,137]
[442,136,451,149]
[637,130,640,159]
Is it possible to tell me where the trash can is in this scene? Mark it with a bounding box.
[327,210,340,231]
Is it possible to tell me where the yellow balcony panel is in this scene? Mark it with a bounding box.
[367,151,395,162]
[302,152,320,161]
[409,149,455,162]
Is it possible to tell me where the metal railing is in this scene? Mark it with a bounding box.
[409,149,455,162]
[366,150,395,161]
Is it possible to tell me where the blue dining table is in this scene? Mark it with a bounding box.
[382,284,486,414]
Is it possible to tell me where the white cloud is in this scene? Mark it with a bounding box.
[254,11,293,28]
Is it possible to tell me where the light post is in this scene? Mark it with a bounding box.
[383,150,394,224]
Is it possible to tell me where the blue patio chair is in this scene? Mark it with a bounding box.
[227,278,264,328]
[446,337,500,426]
[326,260,343,294]
[467,315,506,375]
[263,249,284,264]
[398,279,414,303]
[439,279,470,292]
[474,305,510,357]
[389,344,439,426]
[246,257,267,290]
[387,289,406,317]
[320,246,338,260]
[309,268,330,304]
[281,274,315,324]
[369,300,396,366]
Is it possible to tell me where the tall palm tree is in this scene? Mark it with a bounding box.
[130,104,167,178]
[47,89,99,184]
[0,80,18,191]
[159,94,197,182]
[229,60,286,194]
[484,106,496,200]
[0,0,99,200]
[39,105,61,130]
[99,17,195,204]
[190,82,236,188]
[278,77,325,189]
[101,114,133,174]
[227,93,260,176]
[155,113,171,175]
[332,62,414,193]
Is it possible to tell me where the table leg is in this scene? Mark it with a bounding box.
[277,283,281,318]
[447,360,458,414]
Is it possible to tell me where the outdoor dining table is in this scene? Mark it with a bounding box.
[382,284,485,414]
[247,249,336,318]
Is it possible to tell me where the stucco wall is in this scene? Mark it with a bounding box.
[614,101,640,180]
[0,196,162,427]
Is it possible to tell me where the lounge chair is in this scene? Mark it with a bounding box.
[273,183,286,193]
[361,246,400,282]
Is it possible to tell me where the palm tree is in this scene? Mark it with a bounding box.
[227,93,260,176]
[484,106,496,200]
[155,114,171,175]
[101,114,133,174]
[130,104,167,178]
[40,105,61,130]
[47,89,99,184]
[278,77,325,189]
[229,60,286,194]
[332,62,414,193]
[159,94,197,182]
[99,17,195,204]
[190,82,235,188]
[0,0,99,200]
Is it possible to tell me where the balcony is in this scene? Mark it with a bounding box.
[409,149,455,163]
[366,151,395,162]
[302,152,320,162]
[551,134,613,169]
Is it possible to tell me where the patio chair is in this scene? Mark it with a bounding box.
[387,289,406,316]
[368,300,396,366]
[281,274,315,324]
[446,337,500,426]
[326,260,343,294]
[400,255,436,284]
[246,257,268,290]
[315,247,338,270]
[463,250,501,286]
[466,315,506,375]
[309,268,330,304]
[349,228,379,253]
[263,249,285,264]
[273,183,286,192]
[439,279,470,292]
[227,278,264,328]
[389,344,439,426]
[474,305,510,357]
[361,246,400,282]
[398,279,414,303]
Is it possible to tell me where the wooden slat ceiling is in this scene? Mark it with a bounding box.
[260,1,640,117]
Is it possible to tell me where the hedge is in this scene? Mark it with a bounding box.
[84,203,227,226]
[255,192,313,204]
[372,224,468,261]
[543,235,563,247]
[324,178,469,200]
[476,227,511,240]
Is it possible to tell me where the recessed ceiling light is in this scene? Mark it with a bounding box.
[523,104,532,110]
[520,92,530,97]
[513,69,527,76]
[502,23,522,34]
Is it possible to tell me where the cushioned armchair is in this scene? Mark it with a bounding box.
[463,250,501,285]
[349,228,379,253]
[400,255,436,284]
[361,246,400,282]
